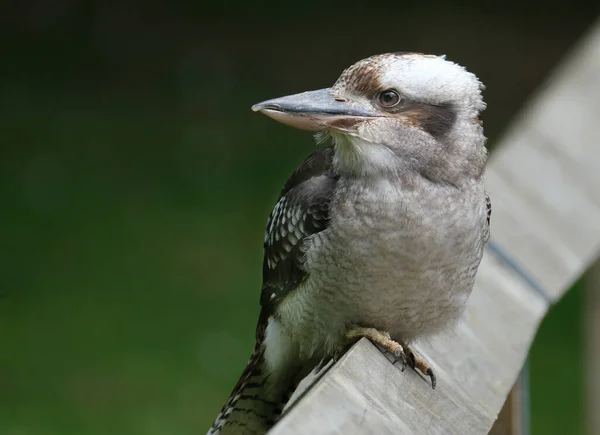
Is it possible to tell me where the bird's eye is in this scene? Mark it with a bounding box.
[378,90,401,108]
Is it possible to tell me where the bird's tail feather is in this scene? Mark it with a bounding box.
[207,342,291,435]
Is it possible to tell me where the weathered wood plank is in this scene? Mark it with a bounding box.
[485,19,600,300]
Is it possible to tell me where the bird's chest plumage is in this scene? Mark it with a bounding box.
[277,176,486,360]
[330,178,483,277]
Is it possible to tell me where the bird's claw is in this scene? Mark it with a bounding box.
[401,343,437,389]
[427,368,437,390]
[391,349,408,372]
[345,327,436,389]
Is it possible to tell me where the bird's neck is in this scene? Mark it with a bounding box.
[329,121,486,185]
[331,133,408,178]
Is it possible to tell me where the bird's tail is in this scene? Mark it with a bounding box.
[207,340,292,435]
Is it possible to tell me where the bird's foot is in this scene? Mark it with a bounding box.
[345,327,436,389]
[345,327,408,370]
[400,341,436,389]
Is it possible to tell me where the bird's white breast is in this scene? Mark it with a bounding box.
[274,175,487,363]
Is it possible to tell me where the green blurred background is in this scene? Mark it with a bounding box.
[1,1,597,434]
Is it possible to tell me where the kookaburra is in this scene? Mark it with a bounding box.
[208,52,490,434]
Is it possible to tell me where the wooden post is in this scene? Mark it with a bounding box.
[270,19,600,435]
[489,368,528,435]
[587,262,600,435]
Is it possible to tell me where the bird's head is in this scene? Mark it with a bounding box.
[252,53,487,184]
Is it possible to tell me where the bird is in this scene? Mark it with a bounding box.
[208,52,490,435]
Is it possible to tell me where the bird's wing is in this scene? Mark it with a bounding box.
[484,191,492,243]
[485,192,492,226]
[211,148,337,434]
[259,146,338,326]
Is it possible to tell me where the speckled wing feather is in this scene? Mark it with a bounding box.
[208,147,338,435]
[485,192,492,226]
[260,146,338,319]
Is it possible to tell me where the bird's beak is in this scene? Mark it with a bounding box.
[251,88,378,132]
